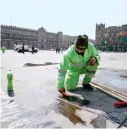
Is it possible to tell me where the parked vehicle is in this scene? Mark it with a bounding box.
[16,45,38,53]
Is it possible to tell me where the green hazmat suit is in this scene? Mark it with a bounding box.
[1,46,6,53]
[57,42,100,91]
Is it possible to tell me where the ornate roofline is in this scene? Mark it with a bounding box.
[1,24,37,32]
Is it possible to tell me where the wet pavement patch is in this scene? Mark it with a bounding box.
[69,87,127,126]
[23,62,60,67]
[57,98,86,125]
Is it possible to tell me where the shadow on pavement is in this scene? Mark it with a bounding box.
[23,62,59,67]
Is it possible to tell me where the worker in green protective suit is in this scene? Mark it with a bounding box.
[57,35,100,94]
[1,46,6,53]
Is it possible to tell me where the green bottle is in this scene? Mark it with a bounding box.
[7,70,14,97]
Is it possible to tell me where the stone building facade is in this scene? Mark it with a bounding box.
[95,23,127,52]
[1,25,95,50]
[1,25,38,49]
[0,25,63,50]
[62,35,77,49]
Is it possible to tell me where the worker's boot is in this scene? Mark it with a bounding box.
[82,83,93,91]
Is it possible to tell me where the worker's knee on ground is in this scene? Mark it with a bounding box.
[86,64,99,72]
[64,83,77,91]
[64,70,79,90]
[83,76,92,84]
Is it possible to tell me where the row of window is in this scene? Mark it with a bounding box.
[1,28,37,36]
[1,35,38,41]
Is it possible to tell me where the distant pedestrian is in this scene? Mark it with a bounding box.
[58,48,60,53]
[1,46,6,53]
[32,46,34,54]
[56,48,58,53]
[22,45,25,54]
[14,44,17,51]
